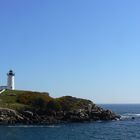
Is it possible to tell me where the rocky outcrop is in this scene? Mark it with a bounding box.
[0,102,120,124]
[63,107,120,122]
[0,105,120,125]
[0,108,23,124]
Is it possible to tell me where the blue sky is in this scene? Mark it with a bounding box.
[0,0,140,103]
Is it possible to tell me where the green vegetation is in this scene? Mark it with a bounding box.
[0,90,93,113]
[0,90,29,110]
[56,96,93,111]
[17,92,52,106]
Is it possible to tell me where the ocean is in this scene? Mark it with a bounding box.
[1,104,140,140]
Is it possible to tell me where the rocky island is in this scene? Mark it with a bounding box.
[0,90,120,124]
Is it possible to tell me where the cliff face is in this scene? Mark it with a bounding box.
[0,90,120,124]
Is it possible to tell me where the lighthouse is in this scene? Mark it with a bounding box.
[7,70,15,90]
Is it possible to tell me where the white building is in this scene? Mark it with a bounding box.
[0,70,15,90]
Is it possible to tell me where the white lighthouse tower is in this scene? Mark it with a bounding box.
[7,70,15,90]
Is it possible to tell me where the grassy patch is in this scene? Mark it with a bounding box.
[0,90,93,112]
[0,90,49,111]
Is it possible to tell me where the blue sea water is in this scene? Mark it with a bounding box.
[1,104,140,140]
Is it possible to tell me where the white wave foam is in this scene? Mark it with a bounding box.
[121,113,140,120]
[7,125,60,128]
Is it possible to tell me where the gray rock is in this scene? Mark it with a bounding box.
[23,111,34,117]
[0,108,23,124]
